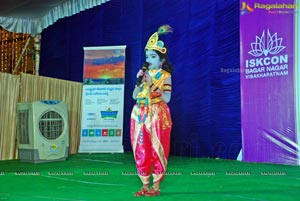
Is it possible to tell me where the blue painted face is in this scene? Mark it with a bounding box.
[145,50,162,70]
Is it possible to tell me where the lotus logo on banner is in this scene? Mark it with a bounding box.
[244,30,288,79]
[248,30,286,57]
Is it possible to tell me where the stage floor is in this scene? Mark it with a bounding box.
[0,153,299,201]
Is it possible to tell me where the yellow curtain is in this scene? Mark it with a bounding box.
[0,73,82,160]
[0,73,20,160]
[19,73,83,155]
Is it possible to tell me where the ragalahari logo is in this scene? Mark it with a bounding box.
[240,1,254,15]
[248,30,286,57]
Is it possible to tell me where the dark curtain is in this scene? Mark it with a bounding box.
[40,0,241,159]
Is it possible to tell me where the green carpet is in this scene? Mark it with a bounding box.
[0,153,299,201]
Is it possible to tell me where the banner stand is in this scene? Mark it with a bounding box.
[240,1,299,165]
[79,46,126,153]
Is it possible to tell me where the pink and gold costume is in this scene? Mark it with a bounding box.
[130,69,172,185]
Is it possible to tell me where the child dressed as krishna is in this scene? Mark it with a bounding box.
[130,25,174,197]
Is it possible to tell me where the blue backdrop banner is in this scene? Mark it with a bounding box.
[40,0,241,159]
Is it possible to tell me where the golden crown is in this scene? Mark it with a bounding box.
[145,25,173,54]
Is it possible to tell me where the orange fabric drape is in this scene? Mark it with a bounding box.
[0,27,35,75]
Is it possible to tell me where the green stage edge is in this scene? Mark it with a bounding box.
[0,153,299,201]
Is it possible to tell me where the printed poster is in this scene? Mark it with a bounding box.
[79,46,126,153]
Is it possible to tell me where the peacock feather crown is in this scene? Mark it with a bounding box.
[145,25,173,54]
